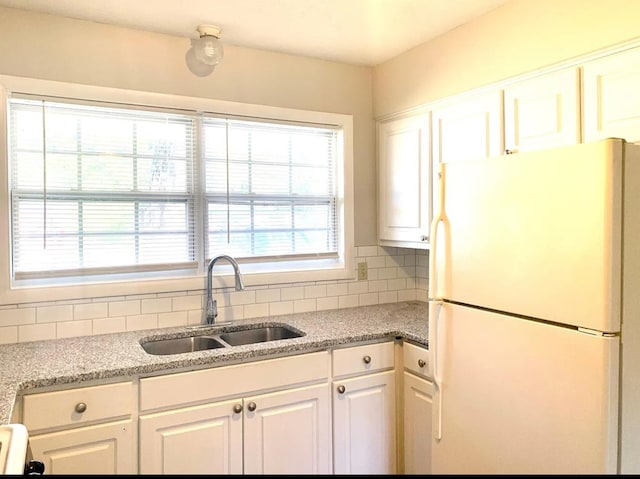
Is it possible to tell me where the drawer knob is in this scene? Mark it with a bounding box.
[337,385,346,394]
[247,402,257,412]
[74,402,87,413]
[418,359,426,368]
[233,403,243,414]
[363,355,371,364]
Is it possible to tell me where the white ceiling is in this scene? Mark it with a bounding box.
[0,0,510,66]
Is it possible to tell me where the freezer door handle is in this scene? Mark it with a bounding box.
[429,299,444,441]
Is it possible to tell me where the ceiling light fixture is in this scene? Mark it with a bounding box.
[193,24,224,67]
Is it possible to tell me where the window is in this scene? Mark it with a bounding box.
[1,81,353,301]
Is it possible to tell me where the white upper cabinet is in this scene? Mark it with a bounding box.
[583,47,640,143]
[378,114,431,248]
[432,89,502,165]
[503,67,581,153]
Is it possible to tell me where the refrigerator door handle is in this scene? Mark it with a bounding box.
[429,162,445,301]
[429,299,444,441]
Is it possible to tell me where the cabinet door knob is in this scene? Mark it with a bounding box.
[247,401,257,412]
[74,402,87,413]
[420,235,428,242]
[418,359,426,368]
[505,149,515,155]
[233,403,243,414]
[337,385,346,394]
[363,355,371,364]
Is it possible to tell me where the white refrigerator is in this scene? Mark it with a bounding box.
[428,138,640,474]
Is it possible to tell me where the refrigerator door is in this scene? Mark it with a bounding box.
[434,139,623,333]
[431,302,619,474]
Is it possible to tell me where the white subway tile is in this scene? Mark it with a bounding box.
[244,303,269,319]
[158,311,189,328]
[0,326,18,344]
[386,255,405,267]
[398,289,417,302]
[379,291,398,304]
[388,278,407,291]
[366,256,386,268]
[172,295,202,311]
[36,305,73,324]
[294,299,316,313]
[338,295,359,309]
[74,302,108,320]
[304,285,326,298]
[367,280,388,292]
[217,306,244,322]
[93,317,126,335]
[0,308,35,327]
[326,283,349,297]
[141,298,172,314]
[357,245,379,257]
[359,293,379,306]
[347,281,368,295]
[18,323,56,342]
[109,300,141,317]
[317,296,338,311]
[188,310,204,325]
[281,287,304,301]
[367,268,379,281]
[256,289,280,303]
[270,301,294,316]
[126,314,158,331]
[404,254,417,266]
[416,289,428,302]
[57,320,93,339]
[378,267,399,280]
[229,290,256,306]
[379,246,397,256]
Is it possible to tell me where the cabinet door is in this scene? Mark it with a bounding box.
[139,399,243,474]
[403,371,433,474]
[333,370,396,474]
[583,47,640,143]
[243,382,331,475]
[28,419,135,474]
[378,114,431,248]
[431,90,502,216]
[504,67,580,153]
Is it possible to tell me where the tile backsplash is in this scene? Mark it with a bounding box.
[0,246,428,344]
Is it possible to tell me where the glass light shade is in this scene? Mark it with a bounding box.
[194,35,224,66]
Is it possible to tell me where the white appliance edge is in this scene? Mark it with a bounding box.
[428,138,640,474]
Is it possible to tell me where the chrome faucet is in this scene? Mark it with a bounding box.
[203,255,245,325]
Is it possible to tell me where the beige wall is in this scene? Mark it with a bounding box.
[0,6,377,245]
[374,0,640,118]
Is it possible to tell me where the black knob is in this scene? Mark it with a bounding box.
[24,460,45,475]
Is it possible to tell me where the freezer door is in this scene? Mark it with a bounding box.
[434,139,623,332]
[431,302,619,474]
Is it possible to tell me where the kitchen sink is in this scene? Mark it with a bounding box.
[141,336,225,355]
[219,325,304,346]
[140,324,305,355]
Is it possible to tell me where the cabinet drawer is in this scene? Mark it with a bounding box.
[403,342,430,378]
[22,381,133,432]
[140,351,330,411]
[332,341,394,378]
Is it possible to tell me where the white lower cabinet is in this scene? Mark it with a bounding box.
[138,351,331,475]
[332,341,397,474]
[21,381,136,475]
[402,341,433,475]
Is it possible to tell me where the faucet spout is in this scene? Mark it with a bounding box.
[203,255,245,325]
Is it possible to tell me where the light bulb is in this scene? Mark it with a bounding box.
[194,33,224,66]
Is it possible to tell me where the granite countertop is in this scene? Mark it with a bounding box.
[0,300,428,424]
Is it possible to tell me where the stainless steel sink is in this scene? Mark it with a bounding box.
[141,336,225,355]
[219,325,304,346]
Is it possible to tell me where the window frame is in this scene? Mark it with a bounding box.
[0,75,355,305]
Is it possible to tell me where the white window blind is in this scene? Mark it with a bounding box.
[8,94,341,282]
[203,117,338,261]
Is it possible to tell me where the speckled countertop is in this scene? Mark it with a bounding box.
[0,300,428,424]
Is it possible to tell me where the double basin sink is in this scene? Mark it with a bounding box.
[140,323,304,356]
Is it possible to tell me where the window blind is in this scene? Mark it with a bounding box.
[9,98,196,279]
[8,95,341,282]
